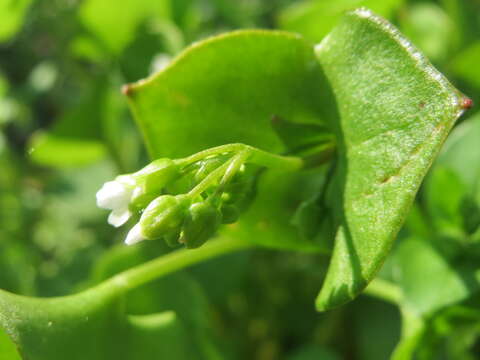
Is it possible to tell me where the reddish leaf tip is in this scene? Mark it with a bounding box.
[121,84,133,97]
[461,97,473,110]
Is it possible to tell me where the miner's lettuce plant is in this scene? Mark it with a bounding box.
[0,7,476,360]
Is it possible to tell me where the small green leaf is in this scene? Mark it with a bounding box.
[436,113,480,190]
[451,42,480,88]
[0,327,21,360]
[394,238,480,315]
[28,80,117,168]
[287,345,340,360]
[0,0,33,42]
[278,0,403,43]
[424,166,467,237]
[398,3,454,63]
[79,0,170,54]
[315,9,467,310]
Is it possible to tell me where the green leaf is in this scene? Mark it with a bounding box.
[424,166,467,237]
[79,0,171,54]
[393,238,480,315]
[398,3,454,63]
[87,240,221,359]
[28,79,123,168]
[314,9,467,310]
[451,42,480,89]
[278,0,403,43]
[0,0,33,42]
[0,286,198,360]
[28,134,107,167]
[125,30,336,252]
[0,327,21,360]
[287,345,340,360]
[436,112,480,190]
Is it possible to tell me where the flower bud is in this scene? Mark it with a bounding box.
[130,159,181,210]
[222,176,256,213]
[139,195,190,240]
[291,199,325,240]
[219,203,239,224]
[96,176,136,227]
[181,202,222,249]
[164,227,182,248]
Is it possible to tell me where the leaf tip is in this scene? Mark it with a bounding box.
[460,96,473,110]
[121,84,134,97]
[315,283,358,312]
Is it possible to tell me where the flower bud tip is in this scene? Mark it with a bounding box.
[108,208,131,227]
[125,223,145,245]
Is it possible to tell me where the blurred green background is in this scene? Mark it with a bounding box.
[1,0,480,359]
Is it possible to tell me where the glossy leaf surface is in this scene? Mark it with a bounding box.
[315,9,467,310]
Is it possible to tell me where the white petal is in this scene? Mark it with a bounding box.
[96,180,132,210]
[108,207,131,227]
[125,223,145,245]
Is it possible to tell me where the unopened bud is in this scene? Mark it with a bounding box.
[140,195,190,240]
[220,203,239,224]
[130,159,181,210]
[181,202,222,249]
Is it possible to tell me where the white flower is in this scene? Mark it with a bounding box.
[96,177,135,227]
[125,223,146,245]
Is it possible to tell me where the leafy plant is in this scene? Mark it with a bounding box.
[1,1,479,359]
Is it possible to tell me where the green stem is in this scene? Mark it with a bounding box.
[218,150,250,187]
[107,237,251,292]
[391,307,425,360]
[187,155,238,198]
[363,278,403,305]
[177,143,303,171]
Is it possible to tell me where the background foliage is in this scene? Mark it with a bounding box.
[0,0,480,359]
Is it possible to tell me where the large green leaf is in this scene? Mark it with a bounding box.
[88,240,221,359]
[0,284,196,360]
[125,30,337,252]
[314,8,467,310]
[0,238,231,360]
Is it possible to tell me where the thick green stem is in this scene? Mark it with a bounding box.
[107,237,251,292]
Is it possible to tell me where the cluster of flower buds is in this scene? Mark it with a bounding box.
[96,147,258,248]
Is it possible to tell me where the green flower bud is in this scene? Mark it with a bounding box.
[181,202,222,249]
[291,199,325,240]
[130,159,181,211]
[140,195,190,240]
[219,203,239,224]
[460,196,480,235]
[164,227,182,248]
[223,178,256,213]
